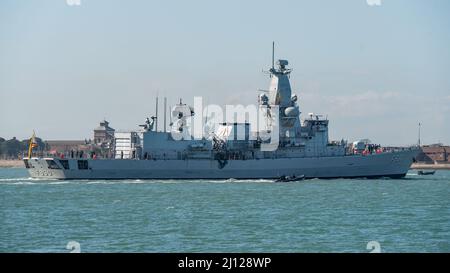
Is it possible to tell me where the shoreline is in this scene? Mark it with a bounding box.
[0,160,24,168]
[410,163,450,170]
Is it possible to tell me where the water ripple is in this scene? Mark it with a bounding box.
[1,168,449,252]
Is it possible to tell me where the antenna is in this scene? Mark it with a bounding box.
[418,122,421,146]
[272,41,275,70]
[169,100,172,126]
[204,97,209,138]
[155,96,159,132]
[164,97,167,133]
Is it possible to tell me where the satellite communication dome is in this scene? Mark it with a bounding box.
[284,107,299,117]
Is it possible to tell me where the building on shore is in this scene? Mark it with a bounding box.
[43,121,116,158]
[45,140,90,154]
[416,145,449,164]
[93,120,115,148]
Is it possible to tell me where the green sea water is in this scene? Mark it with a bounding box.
[0,168,449,253]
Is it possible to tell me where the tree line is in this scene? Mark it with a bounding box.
[0,137,47,159]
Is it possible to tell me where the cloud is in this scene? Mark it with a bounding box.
[301,90,402,118]
[366,0,382,6]
[298,90,450,145]
[66,0,81,6]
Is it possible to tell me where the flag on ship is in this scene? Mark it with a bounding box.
[27,131,38,158]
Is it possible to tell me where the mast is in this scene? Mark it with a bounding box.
[169,100,172,127]
[418,122,421,146]
[164,97,167,133]
[155,96,159,132]
[272,41,275,70]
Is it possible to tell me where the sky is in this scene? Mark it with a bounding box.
[1,0,449,146]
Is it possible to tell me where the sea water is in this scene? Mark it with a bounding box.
[0,168,449,252]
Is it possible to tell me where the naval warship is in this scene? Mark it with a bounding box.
[24,45,419,180]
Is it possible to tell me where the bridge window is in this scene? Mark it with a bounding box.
[46,160,61,169]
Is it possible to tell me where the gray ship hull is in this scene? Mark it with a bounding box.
[25,148,419,180]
